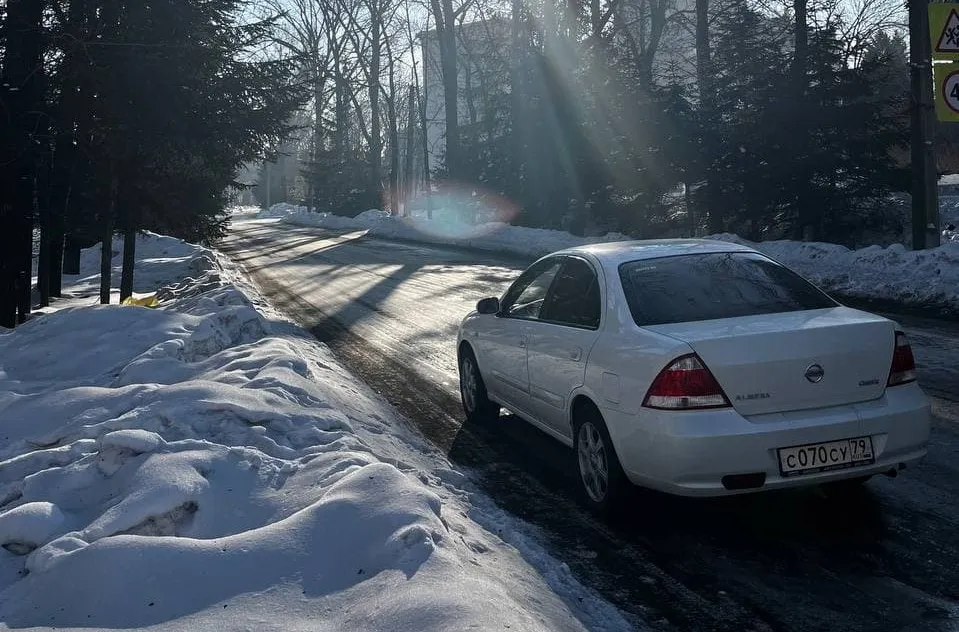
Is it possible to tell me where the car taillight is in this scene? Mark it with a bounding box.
[887,331,917,386]
[643,354,731,410]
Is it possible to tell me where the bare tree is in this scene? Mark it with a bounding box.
[263,0,335,209]
[612,0,676,89]
[402,1,432,214]
[427,0,474,179]
[832,0,906,66]
[509,0,526,196]
[695,0,713,233]
[382,30,409,212]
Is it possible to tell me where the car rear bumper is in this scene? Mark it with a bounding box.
[606,382,932,497]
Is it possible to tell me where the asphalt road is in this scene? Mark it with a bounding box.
[222,219,959,632]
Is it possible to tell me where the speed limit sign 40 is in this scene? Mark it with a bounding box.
[935,65,959,122]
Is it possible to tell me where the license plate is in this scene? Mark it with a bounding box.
[777,436,874,477]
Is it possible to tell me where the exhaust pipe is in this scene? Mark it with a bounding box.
[881,463,908,479]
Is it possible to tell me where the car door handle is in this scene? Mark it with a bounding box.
[518,339,527,348]
[569,348,582,361]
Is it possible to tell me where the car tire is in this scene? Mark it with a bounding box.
[459,347,500,423]
[573,404,629,514]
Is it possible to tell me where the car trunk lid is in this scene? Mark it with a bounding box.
[643,307,895,416]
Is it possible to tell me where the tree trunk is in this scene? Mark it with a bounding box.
[509,0,526,198]
[590,0,602,36]
[63,240,83,275]
[62,143,91,277]
[120,227,136,302]
[695,0,710,128]
[312,60,324,212]
[403,85,416,213]
[16,195,34,325]
[794,0,808,83]
[0,0,44,328]
[793,0,811,239]
[62,135,93,277]
[386,41,400,214]
[39,212,52,307]
[49,209,66,296]
[369,5,383,198]
[334,74,348,155]
[463,53,478,129]
[415,49,432,219]
[38,112,53,308]
[0,66,9,325]
[49,187,67,296]
[696,0,720,234]
[49,0,88,297]
[100,173,119,305]
[0,194,13,327]
[639,0,668,90]
[430,0,460,179]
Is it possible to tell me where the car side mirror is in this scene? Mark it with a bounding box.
[477,297,500,315]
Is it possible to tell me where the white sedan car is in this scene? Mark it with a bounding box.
[456,240,931,511]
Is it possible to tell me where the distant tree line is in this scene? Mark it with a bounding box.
[0,0,306,328]
[257,0,913,244]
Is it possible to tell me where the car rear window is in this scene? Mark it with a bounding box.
[618,252,838,326]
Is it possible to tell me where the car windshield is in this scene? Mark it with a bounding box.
[618,252,838,326]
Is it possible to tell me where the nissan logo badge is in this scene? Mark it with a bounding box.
[805,364,825,383]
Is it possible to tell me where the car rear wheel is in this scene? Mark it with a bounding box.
[574,405,628,514]
[459,347,500,423]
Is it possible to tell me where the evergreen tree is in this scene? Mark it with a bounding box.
[40,0,306,305]
[798,28,908,240]
[701,1,906,242]
[706,0,789,238]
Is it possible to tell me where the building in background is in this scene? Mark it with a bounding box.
[420,16,511,174]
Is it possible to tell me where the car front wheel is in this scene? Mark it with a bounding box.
[459,347,500,423]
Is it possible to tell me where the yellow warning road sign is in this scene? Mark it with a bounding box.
[934,64,959,121]
[931,4,959,60]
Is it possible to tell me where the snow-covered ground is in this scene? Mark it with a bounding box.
[261,203,959,316]
[0,234,634,631]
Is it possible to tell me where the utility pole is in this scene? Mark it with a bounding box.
[910,0,940,249]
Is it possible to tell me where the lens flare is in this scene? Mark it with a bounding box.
[389,182,519,241]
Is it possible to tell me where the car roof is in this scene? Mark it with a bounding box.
[554,239,759,268]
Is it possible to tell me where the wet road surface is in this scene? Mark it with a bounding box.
[222,220,959,632]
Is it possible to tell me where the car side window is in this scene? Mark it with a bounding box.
[540,257,601,329]
[501,258,564,320]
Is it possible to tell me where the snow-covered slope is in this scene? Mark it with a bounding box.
[0,234,633,631]
[710,233,959,315]
[261,205,959,316]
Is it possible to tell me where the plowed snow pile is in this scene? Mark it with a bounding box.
[0,234,632,631]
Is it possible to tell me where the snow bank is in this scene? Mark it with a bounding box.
[259,204,631,259]
[0,503,65,554]
[0,233,631,630]
[261,204,959,316]
[940,196,959,228]
[708,234,959,315]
